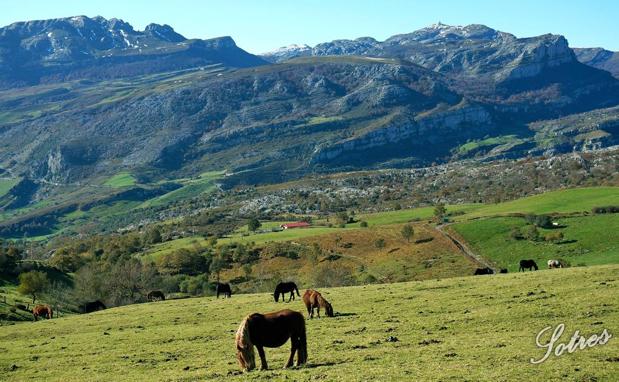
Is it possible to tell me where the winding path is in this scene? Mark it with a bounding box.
[435,223,497,272]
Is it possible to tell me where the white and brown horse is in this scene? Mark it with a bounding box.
[235,309,307,371]
[547,259,562,269]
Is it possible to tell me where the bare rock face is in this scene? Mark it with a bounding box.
[496,35,575,81]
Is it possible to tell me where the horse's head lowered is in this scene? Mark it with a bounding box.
[325,301,334,317]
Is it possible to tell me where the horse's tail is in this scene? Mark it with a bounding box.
[297,316,308,365]
[235,316,255,371]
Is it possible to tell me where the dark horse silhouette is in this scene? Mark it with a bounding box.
[519,259,539,272]
[80,300,107,313]
[147,290,166,301]
[274,282,300,302]
[32,304,53,321]
[216,282,232,298]
[235,309,307,371]
[302,289,334,318]
[473,267,494,275]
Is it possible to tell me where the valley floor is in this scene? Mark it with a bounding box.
[1,265,617,381]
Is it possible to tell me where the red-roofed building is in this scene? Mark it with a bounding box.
[280,222,311,230]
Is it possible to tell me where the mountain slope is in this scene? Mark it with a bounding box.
[1,20,619,211]
[574,47,619,78]
[0,15,266,88]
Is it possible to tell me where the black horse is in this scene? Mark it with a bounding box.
[274,282,300,302]
[80,300,106,313]
[519,259,539,272]
[216,282,232,298]
[473,267,494,275]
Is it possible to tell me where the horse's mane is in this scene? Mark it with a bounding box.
[235,315,256,371]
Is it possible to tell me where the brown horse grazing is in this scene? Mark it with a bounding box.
[235,309,307,371]
[302,289,334,319]
[32,304,53,321]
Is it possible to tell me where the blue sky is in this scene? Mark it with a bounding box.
[1,0,617,53]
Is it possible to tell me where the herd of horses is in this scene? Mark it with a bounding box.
[29,260,565,372]
[473,258,563,275]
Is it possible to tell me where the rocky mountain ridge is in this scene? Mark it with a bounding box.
[0,15,266,88]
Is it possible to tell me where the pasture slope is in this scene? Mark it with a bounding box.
[1,265,617,381]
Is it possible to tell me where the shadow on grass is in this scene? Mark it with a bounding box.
[334,312,357,317]
[557,240,578,245]
[303,361,343,369]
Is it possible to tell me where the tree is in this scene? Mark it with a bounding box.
[145,227,162,244]
[17,271,49,304]
[401,224,414,242]
[156,249,209,275]
[0,244,20,275]
[242,264,253,280]
[336,211,350,225]
[48,248,85,273]
[210,254,227,282]
[247,217,262,232]
[434,203,447,221]
[374,238,386,249]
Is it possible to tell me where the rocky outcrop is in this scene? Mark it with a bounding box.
[311,103,492,164]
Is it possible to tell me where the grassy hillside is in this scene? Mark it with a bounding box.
[103,172,138,188]
[451,214,619,272]
[463,187,619,218]
[218,223,478,288]
[1,265,617,381]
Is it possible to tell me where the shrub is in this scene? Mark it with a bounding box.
[522,225,540,241]
[311,262,355,287]
[359,221,368,228]
[545,231,564,243]
[509,227,524,240]
[525,214,553,228]
[374,238,386,249]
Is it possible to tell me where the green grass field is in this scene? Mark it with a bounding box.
[139,171,223,209]
[144,187,618,265]
[0,178,19,199]
[451,214,619,272]
[457,134,521,155]
[1,265,617,381]
[103,172,137,188]
[464,187,619,218]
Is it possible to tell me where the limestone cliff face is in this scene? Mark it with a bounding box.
[497,35,575,81]
[310,104,492,164]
